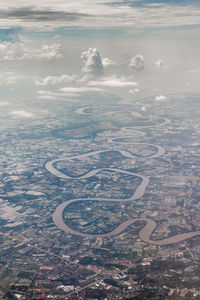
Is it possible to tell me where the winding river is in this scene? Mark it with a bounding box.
[46,108,200,245]
[53,202,200,245]
[47,147,200,245]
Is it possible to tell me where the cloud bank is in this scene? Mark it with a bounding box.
[88,76,138,88]
[0,42,63,61]
[35,74,79,86]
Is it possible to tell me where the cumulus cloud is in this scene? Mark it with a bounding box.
[35,43,63,60]
[102,57,116,68]
[88,76,138,88]
[80,47,117,75]
[10,110,34,117]
[155,59,163,68]
[130,55,144,70]
[35,74,79,86]
[0,42,25,60]
[155,94,167,101]
[0,42,63,61]
[81,47,103,75]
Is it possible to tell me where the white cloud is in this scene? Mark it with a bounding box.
[37,90,69,100]
[81,47,103,75]
[35,43,63,60]
[155,94,167,101]
[80,48,117,75]
[0,2,199,30]
[37,94,57,100]
[60,86,103,93]
[155,59,163,68]
[129,88,140,94]
[146,3,166,7]
[9,110,34,117]
[37,86,103,100]
[102,57,116,68]
[0,42,63,61]
[88,76,138,88]
[187,68,200,74]
[0,101,8,106]
[141,106,146,111]
[155,59,171,70]
[0,72,28,85]
[35,74,79,86]
[130,55,144,70]
[0,42,25,61]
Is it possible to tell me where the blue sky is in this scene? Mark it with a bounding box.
[0,27,22,42]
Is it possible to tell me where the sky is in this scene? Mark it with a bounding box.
[0,0,200,113]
